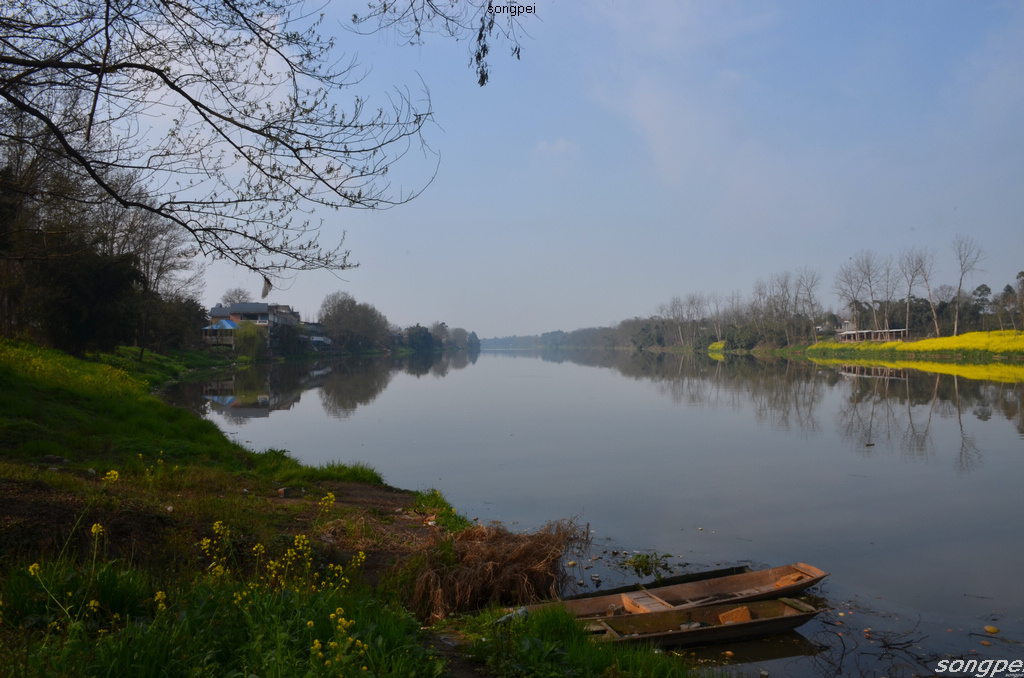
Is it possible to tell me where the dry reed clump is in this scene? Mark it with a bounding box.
[408,519,589,623]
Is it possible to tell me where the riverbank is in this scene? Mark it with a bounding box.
[0,340,706,677]
[804,329,1024,362]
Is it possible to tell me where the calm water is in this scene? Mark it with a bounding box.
[166,351,1024,677]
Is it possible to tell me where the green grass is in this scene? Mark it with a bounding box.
[2,525,445,678]
[249,448,385,486]
[457,605,703,677]
[413,488,473,532]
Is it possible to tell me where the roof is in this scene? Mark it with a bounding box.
[203,319,239,330]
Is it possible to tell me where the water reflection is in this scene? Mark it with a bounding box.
[495,348,1024,458]
[167,350,1023,463]
[163,351,478,423]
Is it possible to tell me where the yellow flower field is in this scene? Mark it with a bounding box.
[0,340,146,397]
[809,331,1024,357]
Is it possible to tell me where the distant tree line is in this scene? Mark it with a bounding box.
[484,238,1022,352]
[317,291,479,356]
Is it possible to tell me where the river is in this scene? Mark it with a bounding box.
[165,350,1024,677]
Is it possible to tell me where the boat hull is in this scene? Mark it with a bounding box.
[534,562,828,618]
[587,597,822,648]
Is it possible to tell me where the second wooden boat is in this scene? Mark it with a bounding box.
[531,562,827,618]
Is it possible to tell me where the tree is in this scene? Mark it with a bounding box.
[852,250,884,331]
[222,288,254,306]
[404,324,435,353]
[951,235,984,336]
[318,291,389,353]
[449,327,469,350]
[429,321,450,349]
[993,284,1017,331]
[834,259,865,330]
[898,248,926,336]
[918,249,942,337]
[793,267,822,343]
[233,321,268,361]
[21,235,143,354]
[2,0,441,284]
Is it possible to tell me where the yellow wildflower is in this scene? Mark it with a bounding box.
[28,563,40,576]
[87,599,100,613]
[102,470,119,484]
[91,523,104,538]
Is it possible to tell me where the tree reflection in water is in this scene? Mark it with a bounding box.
[165,349,1022,472]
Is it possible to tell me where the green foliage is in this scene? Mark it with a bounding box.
[319,291,391,354]
[616,551,674,582]
[19,236,144,356]
[233,321,268,362]
[2,524,445,677]
[404,324,437,353]
[248,449,384,486]
[467,605,699,678]
[0,339,248,471]
[413,488,472,531]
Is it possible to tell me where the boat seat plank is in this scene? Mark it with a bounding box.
[624,591,672,612]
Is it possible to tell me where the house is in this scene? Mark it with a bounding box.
[202,318,239,347]
[836,319,909,343]
[300,322,333,350]
[209,302,300,328]
[204,302,301,347]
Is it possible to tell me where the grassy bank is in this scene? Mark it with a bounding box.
[805,330,1024,363]
[0,339,449,676]
[0,340,704,677]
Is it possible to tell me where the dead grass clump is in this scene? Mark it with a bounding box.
[407,519,589,623]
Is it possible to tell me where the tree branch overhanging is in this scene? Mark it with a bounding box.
[1,0,439,279]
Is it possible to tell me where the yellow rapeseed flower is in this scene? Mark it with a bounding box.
[28,563,40,576]
[91,523,104,538]
[102,470,119,484]
[87,599,100,613]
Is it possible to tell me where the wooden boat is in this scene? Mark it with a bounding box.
[531,562,827,618]
[583,597,822,648]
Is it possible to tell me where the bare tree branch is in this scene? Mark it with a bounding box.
[1,0,440,280]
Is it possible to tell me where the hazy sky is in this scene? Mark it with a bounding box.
[202,1,1024,338]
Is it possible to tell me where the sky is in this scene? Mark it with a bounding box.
[202,0,1024,338]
